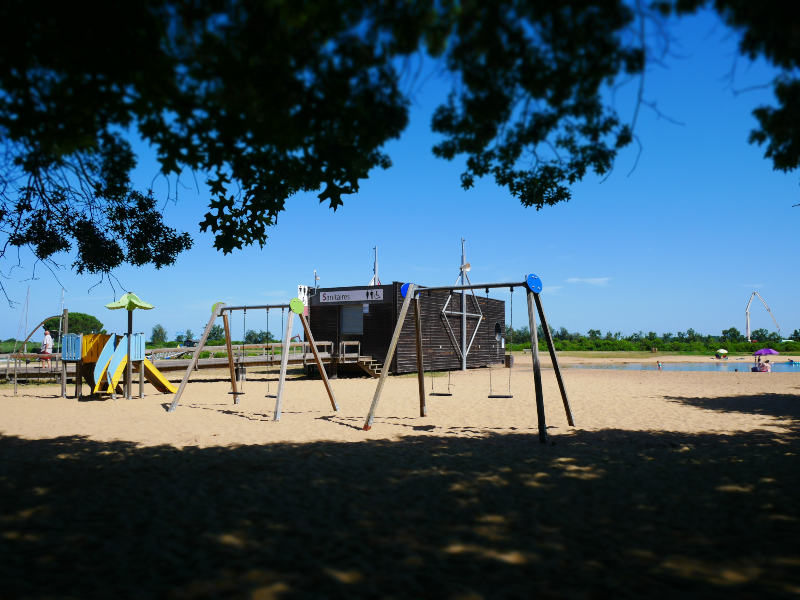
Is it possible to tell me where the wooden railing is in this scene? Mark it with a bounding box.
[338,341,361,363]
[146,341,335,362]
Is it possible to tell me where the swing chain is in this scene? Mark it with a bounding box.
[240,309,247,389]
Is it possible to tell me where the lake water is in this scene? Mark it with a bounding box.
[566,361,800,373]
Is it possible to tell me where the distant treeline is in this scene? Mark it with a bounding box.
[149,323,276,347]
[505,326,800,353]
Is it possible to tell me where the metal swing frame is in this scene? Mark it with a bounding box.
[167,301,339,420]
[362,275,575,444]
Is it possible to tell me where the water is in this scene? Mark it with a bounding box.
[566,361,800,373]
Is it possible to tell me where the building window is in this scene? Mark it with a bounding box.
[340,304,364,334]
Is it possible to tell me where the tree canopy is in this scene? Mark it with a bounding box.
[1,0,797,298]
[43,312,105,337]
[151,324,168,344]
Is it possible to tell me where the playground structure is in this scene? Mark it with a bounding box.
[745,291,781,342]
[362,274,574,444]
[167,298,340,421]
[62,332,177,399]
[7,293,177,399]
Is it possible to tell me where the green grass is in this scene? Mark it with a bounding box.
[507,350,758,359]
[1,341,26,353]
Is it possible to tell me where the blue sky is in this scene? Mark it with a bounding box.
[2,9,797,343]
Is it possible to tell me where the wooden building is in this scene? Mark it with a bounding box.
[307,282,505,375]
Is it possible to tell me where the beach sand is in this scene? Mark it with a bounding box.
[1,358,798,597]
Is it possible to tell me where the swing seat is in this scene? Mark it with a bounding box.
[488,394,513,398]
[228,391,245,395]
[429,392,453,396]
[264,394,277,398]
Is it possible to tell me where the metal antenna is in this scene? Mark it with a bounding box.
[368,246,381,286]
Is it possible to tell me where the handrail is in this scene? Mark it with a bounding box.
[10,352,63,359]
[146,341,333,356]
[148,341,334,359]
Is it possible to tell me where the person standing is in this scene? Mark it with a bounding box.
[40,329,54,370]
[657,361,662,371]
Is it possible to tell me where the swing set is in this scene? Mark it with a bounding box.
[487,287,512,399]
[167,299,339,420]
[425,286,513,398]
[363,274,574,444]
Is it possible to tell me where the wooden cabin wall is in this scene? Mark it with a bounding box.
[391,283,506,374]
[308,306,339,348]
[362,303,393,366]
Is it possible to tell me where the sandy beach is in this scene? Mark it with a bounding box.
[1,357,798,598]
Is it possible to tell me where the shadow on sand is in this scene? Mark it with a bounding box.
[1,392,798,598]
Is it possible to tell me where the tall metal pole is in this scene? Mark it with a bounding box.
[368,246,380,286]
[24,287,30,354]
[57,287,65,355]
[460,238,466,371]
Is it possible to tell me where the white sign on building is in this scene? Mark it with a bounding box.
[297,285,310,306]
[320,289,383,302]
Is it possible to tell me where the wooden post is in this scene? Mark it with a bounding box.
[222,312,240,404]
[14,355,18,396]
[534,293,575,426]
[363,284,415,430]
[126,310,133,400]
[167,305,222,412]
[138,361,145,398]
[75,361,82,399]
[273,310,295,421]
[413,294,426,417]
[298,312,339,411]
[527,289,548,444]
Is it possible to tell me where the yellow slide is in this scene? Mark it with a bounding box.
[107,355,128,393]
[137,359,178,394]
[106,357,177,395]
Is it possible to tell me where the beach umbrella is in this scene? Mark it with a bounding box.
[716,349,728,354]
[753,348,779,356]
[106,293,154,399]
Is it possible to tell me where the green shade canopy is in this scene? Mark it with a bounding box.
[105,293,154,311]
